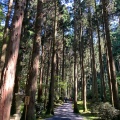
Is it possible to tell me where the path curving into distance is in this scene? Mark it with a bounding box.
[45,102,84,120]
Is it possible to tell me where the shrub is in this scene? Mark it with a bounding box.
[91,102,120,120]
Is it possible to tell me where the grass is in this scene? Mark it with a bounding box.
[37,111,53,120]
[77,101,99,120]
[37,101,63,120]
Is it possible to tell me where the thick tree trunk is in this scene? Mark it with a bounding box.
[0,0,13,82]
[46,0,57,115]
[24,1,43,120]
[11,0,29,115]
[101,0,119,109]
[0,1,26,120]
[10,54,22,115]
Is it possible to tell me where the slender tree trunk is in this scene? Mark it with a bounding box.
[83,74,87,112]
[94,0,106,101]
[73,0,79,113]
[81,42,87,111]
[73,53,79,113]
[0,1,26,120]
[88,7,98,101]
[44,50,50,110]
[44,39,51,110]
[101,0,119,109]
[46,0,57,115]
[102,15,113,104]
[61,27,65,100]
[78,0,83,101]
[56,49,60,96]
[0,0,13,82]
[106,43,113,104]
[38,45,44,103]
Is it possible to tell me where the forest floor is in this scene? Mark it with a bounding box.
[44,101,84,120]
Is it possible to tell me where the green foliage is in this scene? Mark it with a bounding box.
[0,4,5,22]
[58,4,71,30]
[115,0,120,13]
[91,102,120,120]
[111,27,120,60]
[58,81,67,89]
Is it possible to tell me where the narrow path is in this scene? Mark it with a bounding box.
[45,102,84,120]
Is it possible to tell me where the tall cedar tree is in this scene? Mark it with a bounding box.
[46,0,57,115]
[10,0,30,115]
[0,0,13,82]
[22,0,43,119]
[88,7,98,101]
[73,0,79,113]
[0,0,26,120]
[101,0,119,109]
[94,0,106,101]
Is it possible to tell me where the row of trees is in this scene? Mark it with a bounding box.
[0,0,120,120]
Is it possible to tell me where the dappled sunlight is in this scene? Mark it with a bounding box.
[46,102,84,120]
[77,101,99,120]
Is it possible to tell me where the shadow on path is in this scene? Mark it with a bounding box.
[45,102,84,120]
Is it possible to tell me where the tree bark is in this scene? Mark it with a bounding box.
[21,0,43,120]
[94,0,106,101]
[0,0,13,83]
[101,0,119,109]
[61,27,65,100]
[38,45,44,103]
[44,47,50,110]
[10,0,30,115]
[88,7,98,101]
[73,0,79,113]
[0,0,26,120]
[46,0,57,115]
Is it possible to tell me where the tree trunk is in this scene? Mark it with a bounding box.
[88,7,98,101]
[0,1,26,120]
[94,0,106,101]
[101,0,119,109]
[10,0,30,115]
[0,0,13,83]
[81,41,87,111]
[73,53,79,113]
[46,0,57,115]
[38,45,44,103]
[22,1,43,120]
[44,51,50,110]
[61,27,65,100]
[10,53,22,115]
[83,74,87,112]
[73,0,79,113]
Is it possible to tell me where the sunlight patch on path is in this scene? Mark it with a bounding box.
[45,102,84,120]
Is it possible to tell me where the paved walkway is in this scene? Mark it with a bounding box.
[45,102,84,120]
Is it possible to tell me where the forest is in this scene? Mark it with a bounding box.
[0,0,120,120]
